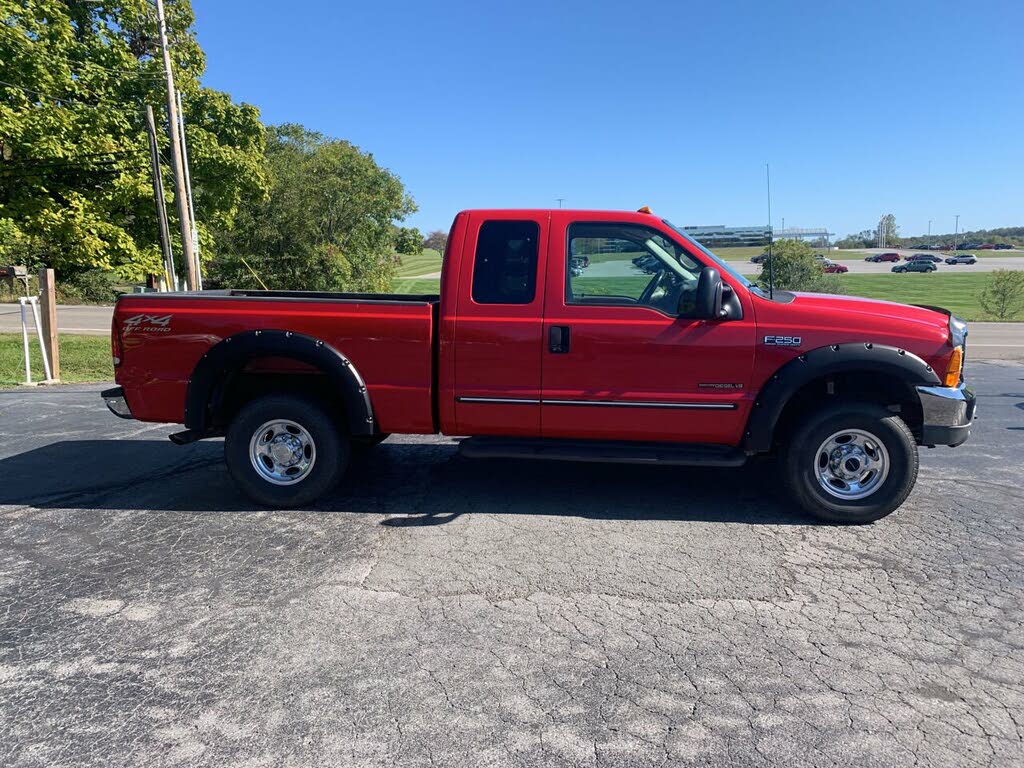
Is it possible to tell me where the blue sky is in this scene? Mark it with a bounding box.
[193,0,1023,239]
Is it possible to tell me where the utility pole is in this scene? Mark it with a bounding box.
[155,0,197,290]
[556,198,565,208]
[175,90,201,289]
[145,105,176,289]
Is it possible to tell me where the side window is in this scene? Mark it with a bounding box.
[567,223,702,314]
[471,220,539,305]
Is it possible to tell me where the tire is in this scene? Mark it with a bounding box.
[782,401,918,524]
[224,394,349,508]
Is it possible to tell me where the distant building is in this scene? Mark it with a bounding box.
[681,225,833,248]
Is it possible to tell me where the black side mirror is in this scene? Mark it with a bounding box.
[693,266,724,318]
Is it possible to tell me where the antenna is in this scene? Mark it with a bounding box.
[766,163,774,299]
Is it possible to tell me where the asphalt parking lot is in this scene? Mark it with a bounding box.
[1,361,1022,767]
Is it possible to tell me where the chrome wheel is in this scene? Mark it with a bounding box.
[249,419,317,486]
[814,428,889,501]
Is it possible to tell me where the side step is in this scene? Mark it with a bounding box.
[458,437,747,467]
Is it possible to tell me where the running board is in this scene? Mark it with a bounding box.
[458,437,747,467]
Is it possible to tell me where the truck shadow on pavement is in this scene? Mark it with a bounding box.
[0,439,815,525]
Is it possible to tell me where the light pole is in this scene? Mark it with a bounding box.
[928,219,932,246]
[954,214,960,251]
[556,198,565,209]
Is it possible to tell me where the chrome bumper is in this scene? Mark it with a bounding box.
[916,383,976,447]
[101,386,134,419]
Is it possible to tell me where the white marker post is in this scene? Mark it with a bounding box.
[18,296,54,385]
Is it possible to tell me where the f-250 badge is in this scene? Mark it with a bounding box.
[764,335,802,347]
[123,314,173,333]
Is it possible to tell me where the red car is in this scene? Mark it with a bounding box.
[865,252,901,263]
[823,263,848,273]
[103,208,975,523]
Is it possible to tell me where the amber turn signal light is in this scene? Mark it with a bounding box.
[943,346,963,387]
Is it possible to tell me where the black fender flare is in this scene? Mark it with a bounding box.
[184,330,375,436]
[743,342,941,453]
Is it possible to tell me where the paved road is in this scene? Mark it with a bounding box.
[4,304,1022,359]
[740,255,1024,275]
[0,361,1022,767]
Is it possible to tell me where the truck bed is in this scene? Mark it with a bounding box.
[114,290,439,433]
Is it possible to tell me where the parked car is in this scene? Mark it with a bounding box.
[102,207,975,524]
[994,244,1014,250]
[750,252,770,264]
[892,260,937,273]
[978,244,996,250]
[956,242,981,250]
[823,263,848,273]
[945,254,977,265]
[906,253,943,263]
[865,252,901,263]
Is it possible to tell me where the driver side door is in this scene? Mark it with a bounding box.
[540,218,757,445]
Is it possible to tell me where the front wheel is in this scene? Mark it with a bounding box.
[782,402,918,524]
[225,394,349,508]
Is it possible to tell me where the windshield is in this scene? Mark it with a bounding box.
[661,219,764,296]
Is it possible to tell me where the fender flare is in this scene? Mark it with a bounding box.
[183,330,375,436]
[743,342,941,453]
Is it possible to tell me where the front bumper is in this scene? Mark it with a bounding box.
[916,383,976,447]
[101,386,134,419]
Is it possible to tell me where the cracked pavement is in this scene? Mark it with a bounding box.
[0,360,1022,767]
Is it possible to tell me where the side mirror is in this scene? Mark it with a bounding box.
[693,266,723,318]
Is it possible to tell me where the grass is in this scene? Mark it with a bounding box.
[392,278,442,295]
[0,334,112,388]
[394,248,443,277]
[837,273,997,320]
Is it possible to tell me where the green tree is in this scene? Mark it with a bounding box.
[757,239,844,294]
[212,124,417,292]
[422,229,447,254]
[979,270,1024,320]
[394,226,423,255]
[0,0,266,280]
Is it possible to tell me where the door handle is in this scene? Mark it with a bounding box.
[549,325,570,353]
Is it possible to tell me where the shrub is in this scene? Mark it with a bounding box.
[979,270,1024,320]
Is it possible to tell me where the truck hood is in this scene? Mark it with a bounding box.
[787,291,951,335]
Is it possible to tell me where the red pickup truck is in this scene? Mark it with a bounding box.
[103,208,975,523]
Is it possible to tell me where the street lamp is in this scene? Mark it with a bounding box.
[954,214,960,251]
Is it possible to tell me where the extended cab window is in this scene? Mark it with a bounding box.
[567,223,703,315]
[471,221,539,304]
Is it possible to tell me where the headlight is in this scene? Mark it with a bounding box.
[949,314,968,349]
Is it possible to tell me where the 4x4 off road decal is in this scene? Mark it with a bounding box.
[122,314,173,333]
[764,335,802,347]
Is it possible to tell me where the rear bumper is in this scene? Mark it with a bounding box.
[916,383,976,447]
[101,386,134,420]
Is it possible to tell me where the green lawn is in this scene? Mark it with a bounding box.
[0,334,112,388]
[836,273,999,320]
[394,248,443,277]
[392,278,442,295]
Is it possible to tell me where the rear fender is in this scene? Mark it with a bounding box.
[184,330,375,436]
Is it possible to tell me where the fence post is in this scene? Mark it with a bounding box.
[38,268,60,382]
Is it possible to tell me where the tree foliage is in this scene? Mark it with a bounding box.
[979,270,1024,320]
[394,226,423,255]
[0,0,266,280]
[422,229,447,254]
[756,239,844,294]
[211,124,416,292]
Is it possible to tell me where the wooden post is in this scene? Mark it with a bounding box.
[145,105,176,288]
[38,268,60,382]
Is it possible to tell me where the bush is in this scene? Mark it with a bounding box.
[979,270,1024,320]
[756,239,844,294]
[59,270,121,305]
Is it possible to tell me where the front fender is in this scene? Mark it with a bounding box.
[743,342,941,453]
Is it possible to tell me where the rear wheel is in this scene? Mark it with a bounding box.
[782,402,918,524]
[225,394,349,507]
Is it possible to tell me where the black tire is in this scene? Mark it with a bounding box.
[782,401,918,524]
[224,394,349,508]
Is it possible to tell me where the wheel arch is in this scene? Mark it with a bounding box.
[744,342,941,453]
[184,330,375,437]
